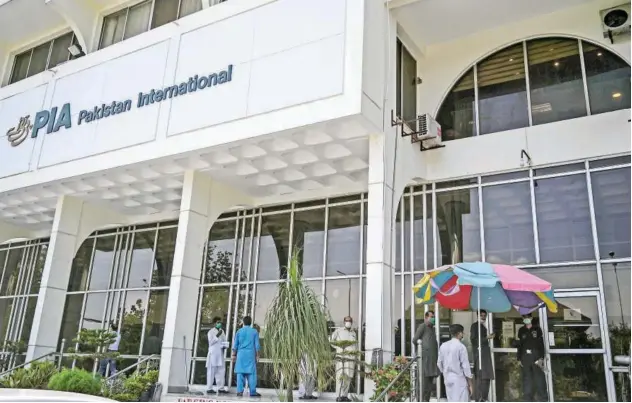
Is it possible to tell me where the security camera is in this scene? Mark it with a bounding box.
[609,251,615,258]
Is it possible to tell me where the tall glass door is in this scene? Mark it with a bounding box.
[491,291,611,401]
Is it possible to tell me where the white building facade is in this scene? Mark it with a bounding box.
[0,0,629,401]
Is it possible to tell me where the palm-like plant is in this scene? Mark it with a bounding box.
[265,251,333,402]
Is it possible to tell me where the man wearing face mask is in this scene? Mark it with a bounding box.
[470,310,494,402]
[413,310,439,402]
[437,324,473,402]
[206,317,229,394]
[330,316,357,402]
[516,314,547,401]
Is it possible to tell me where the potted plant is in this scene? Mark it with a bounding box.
[265,250,333,402]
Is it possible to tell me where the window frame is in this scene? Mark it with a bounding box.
[395,38,418,124]
[435,36,631,140]
[8,31,76,85]
[97,0,202,50]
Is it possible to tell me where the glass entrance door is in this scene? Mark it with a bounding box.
[491,291,611,402]
[543,291,609,402]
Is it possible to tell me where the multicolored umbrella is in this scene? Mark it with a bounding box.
[413,262,557,314]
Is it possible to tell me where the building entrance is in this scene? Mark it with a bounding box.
[491,291,611,402]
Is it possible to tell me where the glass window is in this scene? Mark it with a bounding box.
[48,32,73,68]
[100,9,127,49]
[127,231,155,288]
[10,51,30,84]
[29,244,47,294]
[396,40,417,123]
[326,204,361,276]
[325,278,360,328]
[549,295,603,349]
[196,286,230,357]
[436,188,481,265]
[257,213,290,281]
[25,42,51,78]
[152,227,176,286]
[482,182,535,265]
[292,208,325,278]
[412,194,426,271]
[151,0,179,28]
[118,290,148,355]
[58,294,83,347]
[123,1,152,40]
[525,265,598,289]
[582,41,631,115]
[534,175,594,262]
[527,38,587,125]
[437,68,476,141]
[143,290,168,355]
[179,0,202,18]
[477,43,529,134]
[252,283,277,357]
[204,221,236,284]
[1,249,24,297]
[89,237,116,291]
[550,354,607,401]
[591,168,631,258]
[82,293,106,330]
[602,263,630,327]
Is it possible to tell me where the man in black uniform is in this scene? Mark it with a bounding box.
[516,314,547,401]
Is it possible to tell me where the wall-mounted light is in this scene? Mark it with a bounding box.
[68,43,85,57]
[612,92,622,98]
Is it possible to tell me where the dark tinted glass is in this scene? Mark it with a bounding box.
[482,182,535,264]
[326,204,361,276]
[436,187,481,265]
[204,221,236,284]
[477,43,529,134]
[48,32,73,68]
[527,38,587,125]
[10,51,31,84]
[257,213,291,280]
[26,42,51,78]
[127,230,156,288]
[151,227,176,286]
[534,175,593,262]
[437,68,476,141]
[292,208,325,278]
[591,168,631,258]
[582,41,631,114]
[151,0,179,28]
[68,239,94,291]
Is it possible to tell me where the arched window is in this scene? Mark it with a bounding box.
[437,37,631,141]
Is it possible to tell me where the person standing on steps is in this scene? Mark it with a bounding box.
[413,310,439,402]
[516,314,547,401]
[438,324,473,402]
[470,310,494,402]
[298,353,317,400]
[232,316,261,397]
[330,316,357,402]
[206,317,229,395]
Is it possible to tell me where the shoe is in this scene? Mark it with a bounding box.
[236,392,243,397]
[299,397,307,400]
[335,398,341,402]
[218,389,229,394]
[308,396,317,400]
[250,392,262,397]
[206,390,213,394]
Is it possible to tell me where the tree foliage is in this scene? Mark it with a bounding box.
[264,250,332,402]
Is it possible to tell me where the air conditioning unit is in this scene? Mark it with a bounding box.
[600,4,631,42]
[416,113,442,149]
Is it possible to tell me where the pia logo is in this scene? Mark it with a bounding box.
[6,116,33,147]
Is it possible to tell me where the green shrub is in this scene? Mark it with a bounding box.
[47,369,102,396]
[104,370,159,402]
[0,361,58,389]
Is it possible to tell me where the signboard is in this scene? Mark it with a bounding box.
[5,65,234,147]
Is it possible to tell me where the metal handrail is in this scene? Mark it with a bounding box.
[106,354,160,381]
[373,355,418,402]
[0,352,58,378]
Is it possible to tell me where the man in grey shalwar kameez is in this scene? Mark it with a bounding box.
[470,310,494,401]
[413,310,439,402]
[437,324,473,402]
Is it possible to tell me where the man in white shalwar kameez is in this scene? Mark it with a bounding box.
[330,316,357,402]
[437,324,473,402]
[206,317,229,394]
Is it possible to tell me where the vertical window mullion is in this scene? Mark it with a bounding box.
[320,199,329,303]
[24,48,35,78]
[529,169,541,264]
[0,249,10,295]
[473,63,480,136]
[523,40,534,127]
[44,39,54,70]
[578,39,592,116]
[147,0,156,31]
[408,191,415,355]
[478,178,486,262]
[176,0,183,19]
[122,7,131,41]
[249,212,263,319]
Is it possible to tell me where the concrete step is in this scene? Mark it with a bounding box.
[162,387,345,402]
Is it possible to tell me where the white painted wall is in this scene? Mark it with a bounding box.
[407,0,632,181]
[0,0,365,189]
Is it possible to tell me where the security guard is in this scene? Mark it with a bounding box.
[516,314,547,401]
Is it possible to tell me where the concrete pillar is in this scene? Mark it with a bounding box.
[26,196,126,361]
[159,170,250,393]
